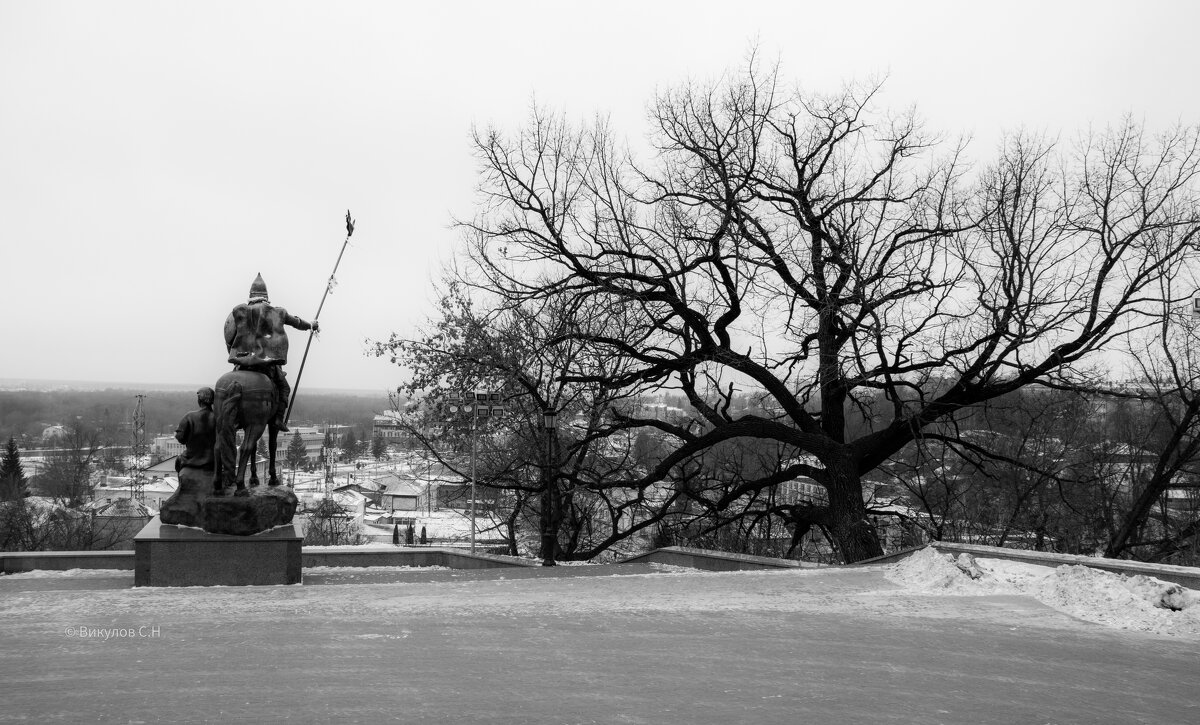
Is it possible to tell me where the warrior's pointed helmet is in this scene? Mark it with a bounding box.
[248,273,269,303]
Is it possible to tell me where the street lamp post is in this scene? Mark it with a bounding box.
[470,411,478,552]
[423,449,433,515]
[447,391,505,554]
[540,408,558,567]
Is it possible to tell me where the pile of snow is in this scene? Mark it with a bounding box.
[1026,566,1198,631]
[886,548,1006,594]
[886,547,1200,635]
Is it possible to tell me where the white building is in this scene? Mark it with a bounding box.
[93,476,178,512]
[283,426,327,460]
[153,435,185,459]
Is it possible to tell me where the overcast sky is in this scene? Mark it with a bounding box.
[2,0,1198,394]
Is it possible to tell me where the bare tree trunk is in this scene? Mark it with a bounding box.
[1107,480,1166,558]
[504,498,521,557]
[823,460,884,562]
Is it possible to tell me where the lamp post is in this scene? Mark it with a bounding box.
[540,408,558,566]
[447,391,505,553]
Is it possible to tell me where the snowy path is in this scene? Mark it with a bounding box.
[1,564,1197,723]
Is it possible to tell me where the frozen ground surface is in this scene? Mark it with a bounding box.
[1,556,1198,724]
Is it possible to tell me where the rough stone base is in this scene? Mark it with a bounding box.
[134,516,302,586]
[159,466,298,536]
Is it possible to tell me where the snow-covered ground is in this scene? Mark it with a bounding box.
[3,551,1198,722]
[359,509,506,541]
[884,547,1200,637]
[4,548,1199,639]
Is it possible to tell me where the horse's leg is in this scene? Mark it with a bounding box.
[233,436,247,494]
[248,437,260,488]
[234,442,249,495]
[239,423,266,493]
[216,380,243,496]
[234,425,256,496]
[211,423,223,495]
[268,424,280,486]
[213,454,224,496]
[214,400,235,496]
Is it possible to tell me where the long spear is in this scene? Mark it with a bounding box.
[283,210,355,427]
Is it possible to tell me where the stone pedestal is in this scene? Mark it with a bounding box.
[134,516,302,587]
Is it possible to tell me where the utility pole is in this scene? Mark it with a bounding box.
[322,433,334,498]
[130,394,147,504]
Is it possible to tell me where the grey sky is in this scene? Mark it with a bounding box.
[2,0,1197,393]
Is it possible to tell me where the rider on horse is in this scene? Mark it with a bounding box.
[224,274,318,432]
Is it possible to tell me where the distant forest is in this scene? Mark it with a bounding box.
[0,389,393,446]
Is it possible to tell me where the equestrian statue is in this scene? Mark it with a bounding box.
[214,274,318,496]
[160,212,352,534]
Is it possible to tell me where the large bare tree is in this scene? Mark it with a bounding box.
[450,64,1200,562]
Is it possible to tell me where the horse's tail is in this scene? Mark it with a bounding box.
[216,379,243,432]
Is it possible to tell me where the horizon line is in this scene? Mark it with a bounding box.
[0,376,396,397]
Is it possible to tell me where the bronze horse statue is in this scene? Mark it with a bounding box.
[213,369,281,495]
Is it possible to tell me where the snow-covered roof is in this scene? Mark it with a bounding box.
[370,471,421,491]
[147,456,179,474]
[91,498,151,517]
[99,476,178,494]
[381,478,423,497]
[1099,443,1155,458]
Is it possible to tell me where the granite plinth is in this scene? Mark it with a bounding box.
[134,516,302,587]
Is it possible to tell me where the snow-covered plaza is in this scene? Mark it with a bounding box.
[2,551,1197,723]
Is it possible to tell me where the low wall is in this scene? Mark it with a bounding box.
[17,541,1193,587]
[619,546,816,571]
[0,550,135,573]
[302,547,534,570]
[1,545,799,574]
[859,542,1200,590]
[2,546,532,574]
